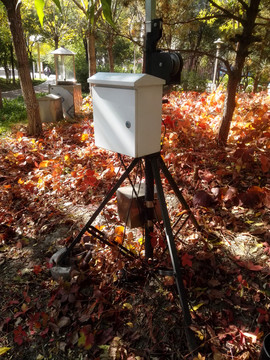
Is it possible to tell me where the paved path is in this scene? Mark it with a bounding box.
[2,76,56,99]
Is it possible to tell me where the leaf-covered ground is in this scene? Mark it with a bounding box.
[0,90,269,359]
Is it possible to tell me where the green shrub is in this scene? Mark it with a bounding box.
[0,96,27,134]
[181,70,208,92]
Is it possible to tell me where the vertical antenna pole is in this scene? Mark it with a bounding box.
[145,0,156,31]
[144,0,156,260]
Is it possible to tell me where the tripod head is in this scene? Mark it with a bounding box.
[144,11,183,85]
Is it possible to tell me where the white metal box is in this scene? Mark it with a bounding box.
[88,73,165,158]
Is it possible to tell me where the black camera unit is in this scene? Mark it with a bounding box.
[145,18,183,85]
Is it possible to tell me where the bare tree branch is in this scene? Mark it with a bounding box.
[257,15,270,21]
[237,0,249,11]
[71,0,87,15]
[255,21,270,26]
[209,0,245,24]
[163,14,229,26]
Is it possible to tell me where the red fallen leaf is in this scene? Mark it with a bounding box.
[193,190,216,208]
[48,294,56,307]
[23,291,31,304]
[150,233,158,248]
[163,115,175,128]
[150,232,166,249]
[78,326,94,350]
[238,187,265,208]
[260,154,270,173]
[46,262,53,269]
[257,308,267,314]
[198,121,207,130]
[181,253,193,267]
[263,188,270,209]
[85,169,95,177]
[257,308,269,323]
[198,170,215,183]
[223,187,238,203]
[8,300,19,306]
[13,325,28,345]
[33,265,42,275]
[28,313,41,331]
[236,260,263,271]
[237,274,243,283]
[234,147,255,163]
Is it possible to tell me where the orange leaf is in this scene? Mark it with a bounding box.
[16,131,24,140]
[81,133,89,141]
[39,160,53,168]
[115,226,125,235]
[114,226,125,244]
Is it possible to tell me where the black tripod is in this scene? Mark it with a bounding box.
[53,151,200,355]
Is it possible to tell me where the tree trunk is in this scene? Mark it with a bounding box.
[4,62,10,83]
[107,36,114,72]
[87,32,96,92]
[54,33,59,50]
[88,32,96,77]
[83,36,88,63]
[0,88,3,109]
[10,43,15,84]
[218,74,239,144]
[253,76,259,93]
[217,0,261,145]
[187,26,203,72]
[1,0,42,136]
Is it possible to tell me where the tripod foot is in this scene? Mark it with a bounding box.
[49,247,72,280]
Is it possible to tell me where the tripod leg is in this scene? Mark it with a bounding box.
[158,155,200,231]
[145,157,154,259]
[151,156,198,355]
[63,157,141,258]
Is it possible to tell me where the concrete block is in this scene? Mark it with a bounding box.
[38,94,63,123]
[117,183,162,228]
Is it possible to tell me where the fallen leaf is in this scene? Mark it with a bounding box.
[0,347,11,355]
[57,317,71,329]
[182,252,193,267]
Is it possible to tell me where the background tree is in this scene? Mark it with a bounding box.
[156,0,216,91]
[0,3,15,83]
[37,0,76,50]
[0,0,42,135]
[248,27,270,92]
[96,0,144,73]
[72,0,114,82]
[203,0,268,145]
